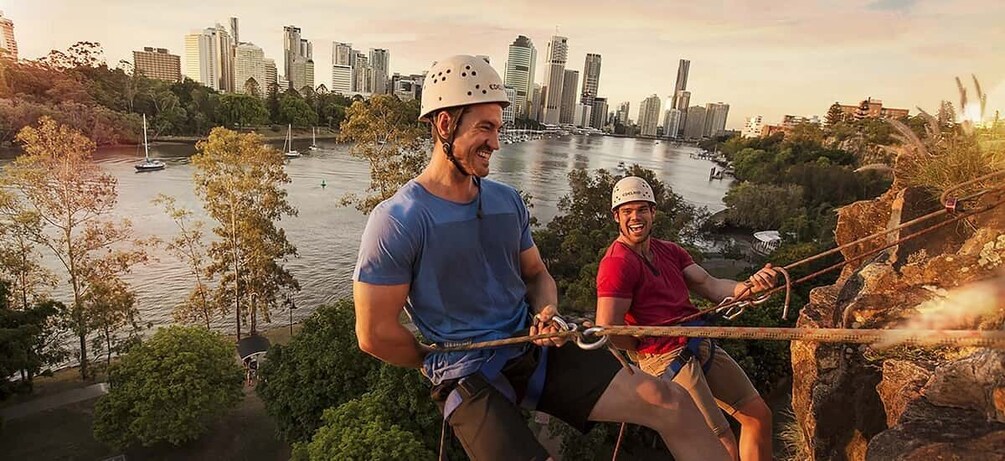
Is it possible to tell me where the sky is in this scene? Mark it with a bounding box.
[5,0,1005,129]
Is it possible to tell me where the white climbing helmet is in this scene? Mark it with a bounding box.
[419,55,510,122]
[611,176,656,211]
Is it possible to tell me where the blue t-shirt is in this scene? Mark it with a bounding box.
[353,178,535,383]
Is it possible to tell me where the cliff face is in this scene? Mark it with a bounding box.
[791,185,1005,461]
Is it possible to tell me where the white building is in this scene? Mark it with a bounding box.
[663,108,682,138]
[638,94,661,137]
[574,104,592,128]
[234,42,267,96]
[503,86,517,126]
[541,36,568,125]
[580,53,601,107]
[0,11,18,60]
[504,35,537,119]
[184,26,233,91]
[742,115,763,138]
[283,25,312,92]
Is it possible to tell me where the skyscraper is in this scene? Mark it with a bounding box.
[264,58,277,90]
[531,84,544,122]
[504,35,537,119]
[369,48,390,94]
[234,43,267,96]
[663,108,682,139]
[703,103,730,137]
[559,69,579,125]
[284,25,312,91]
[133,47,181,82]
[616,101,631,126]
[541,35,568,125]
[580,53,602,107]
[354,53,371,93]
[0,11,17,60]
[638,95,661,137]
[591,97,608,129]
[503,87,517,126]
[671,59,691,137]
[229,17,239,43]
[184,26,233,91]
[683,105,706,140]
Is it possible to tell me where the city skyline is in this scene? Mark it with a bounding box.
[5,0,1005,128]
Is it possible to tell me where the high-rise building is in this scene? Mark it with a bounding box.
[531,84,544,122]
[559,69,579,125]
[503,86,517,126]
[663,108,682,139]
[616,101,631,126]
[541,35,568,125]
[133,47,181,82]
[638,94,661,137]
[742,115,763,138]
[332,42,353,66]
[0,11,18,60]
[352,53,373,94]
[574,104,592,128]
[703,102,730,137]
[184,26,233,91]
[229,17,239,43]
[332,65,352,94]
[234,43,266,96]
[264,58,277,90]
[580,53,602,108]
[683,105,706,139]
[671,59,691,137]
[504,35,537,119]
[369,48,389,94]
[283,25,312,92]
[591,97,608,129]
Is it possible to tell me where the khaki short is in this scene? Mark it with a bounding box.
[636,339,760,436]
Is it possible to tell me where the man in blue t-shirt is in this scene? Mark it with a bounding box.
[353,55,727,461]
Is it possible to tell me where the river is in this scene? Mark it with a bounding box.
[0,135,733,337]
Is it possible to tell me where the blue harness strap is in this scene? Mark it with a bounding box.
[663,320,715,381]
[442,346,550,421]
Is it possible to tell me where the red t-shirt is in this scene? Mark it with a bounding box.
[596,238,697,354]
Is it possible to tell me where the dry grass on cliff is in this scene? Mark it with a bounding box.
[890,76,1005,198]
[777,408,810,461]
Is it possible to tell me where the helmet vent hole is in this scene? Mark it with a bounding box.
[438,96,442,101]
[467,91,472,96]
[482,90,487,94]
[438,72,442,76]
[465,65,471,70]
[471,71,477,76]
[446,69,451,74]
[461,72,466,77]
[432,79,437,83]
[442,76,447,81]
[475,84,480,89]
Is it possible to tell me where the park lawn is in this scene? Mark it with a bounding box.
[0,387,289,461]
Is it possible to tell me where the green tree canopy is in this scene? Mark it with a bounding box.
[92,325,244,450]
[292,398,434,461]
[256,300,382,442]
[216,93,270,128]
[278,91,318,127]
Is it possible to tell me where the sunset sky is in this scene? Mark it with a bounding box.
[6,0,1005,128]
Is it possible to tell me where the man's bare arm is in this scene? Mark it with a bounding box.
[354,281,428,368]
[596,296,640,351]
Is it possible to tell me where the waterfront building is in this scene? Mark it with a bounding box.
[559,69,579,125]
[184,25,234,91]
[663,108,682,138]
[541,35,568,125]
[703,102,730,137]
[683,105,706,140]
[580,53,602,108]
[742,115,763,138]
[133,47,181,82]
[369,48,389,94]
[616,101,631,126]
[591,97,609,129]
[234,42,266,96]
[671,59,690,137]
[504,35,537,119]
[503,86,517,125]
[283,25,313,92]
[638,94,661,137]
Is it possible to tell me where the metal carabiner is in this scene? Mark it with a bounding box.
[714,296,748,320]
[576,326,609,350]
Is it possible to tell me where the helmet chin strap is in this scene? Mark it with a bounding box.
[436,108,482,219]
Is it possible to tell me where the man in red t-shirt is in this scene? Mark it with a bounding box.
[596,176,777,461]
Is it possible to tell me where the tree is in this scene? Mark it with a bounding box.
[85,277,141,369]
[292,396,434,461]
[256,300,382,442]
[723,182,805,230]
[825,102,845,127]
[0,194,57,311]
[192,128,299,339]
[278,91,318,127]
[154,194,218,329]
[337,95,426,213]
[0,282,69,397]
[2,117,149,379]
[217,93,269,128]
[533,165,705,312]
[92,325,244,450]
